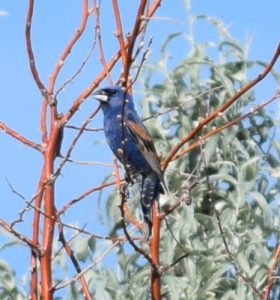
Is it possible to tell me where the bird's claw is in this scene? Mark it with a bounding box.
[120,182,130,198]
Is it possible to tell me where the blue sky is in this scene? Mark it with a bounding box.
[0,0,279,294]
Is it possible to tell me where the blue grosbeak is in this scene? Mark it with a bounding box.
[92,86,165,239]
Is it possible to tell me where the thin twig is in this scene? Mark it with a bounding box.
[119,183,158,270]
[160,180,198,219]
[54,107,101,181]
[25,0,49,99]
[57,180,119,216]
[49,0,89,95]
[0,122,42,152]
[201,139,262,298]
[159,253,190,273]
[65,125,103,132]
[112,0,127,66]
[53,234,128,291]
[0,218,39,252]
[62,0,163,124]
[95,0,113,84]
[262,242,280,299]
[59,156,113,167]
[57,221,92,300]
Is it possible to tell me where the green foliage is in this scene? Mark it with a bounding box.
[102,5,280,300]
[0,260,25,300]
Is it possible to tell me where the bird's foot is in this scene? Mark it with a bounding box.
[124,173,136,185]
[120,182,130,198]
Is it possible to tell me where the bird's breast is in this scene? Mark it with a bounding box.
[103,116,152,175]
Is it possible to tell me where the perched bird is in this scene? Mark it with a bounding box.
[92,86,165,239]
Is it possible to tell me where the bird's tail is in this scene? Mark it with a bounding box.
[141,175,162,240]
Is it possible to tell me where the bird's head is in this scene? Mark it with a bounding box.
[91,86,134,112]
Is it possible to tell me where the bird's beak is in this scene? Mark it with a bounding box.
[91,89,108,102]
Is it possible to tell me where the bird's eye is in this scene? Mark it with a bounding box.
[110,89,117,95]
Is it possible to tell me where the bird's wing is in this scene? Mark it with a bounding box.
[127,119,164,182]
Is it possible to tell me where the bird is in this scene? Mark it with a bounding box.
[92,85,165,240]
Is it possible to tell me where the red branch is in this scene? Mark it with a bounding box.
[0,122,42,151]
[48,0,89,94]
[63,0,162,124]
[57,222,92,300]
[150,201,161,300]
[262,242,280,299]
[111,0,127,67]
[0,218,38,251]
[58,180,118,216]
[94,1,113,84]
[30,169,45,300]
[40,146,57,299]
[122,0,148,81]
[25,0,49,99]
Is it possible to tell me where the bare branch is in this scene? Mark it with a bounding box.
[0,121,42,151]
[0,218,39,253]
[49,0,89,94]
[57,221,92,300]
[201,140,262,298]
[262,242,280,299]
[25,0,49,99]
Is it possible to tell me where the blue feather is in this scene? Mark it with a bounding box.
[92,86,165,239]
